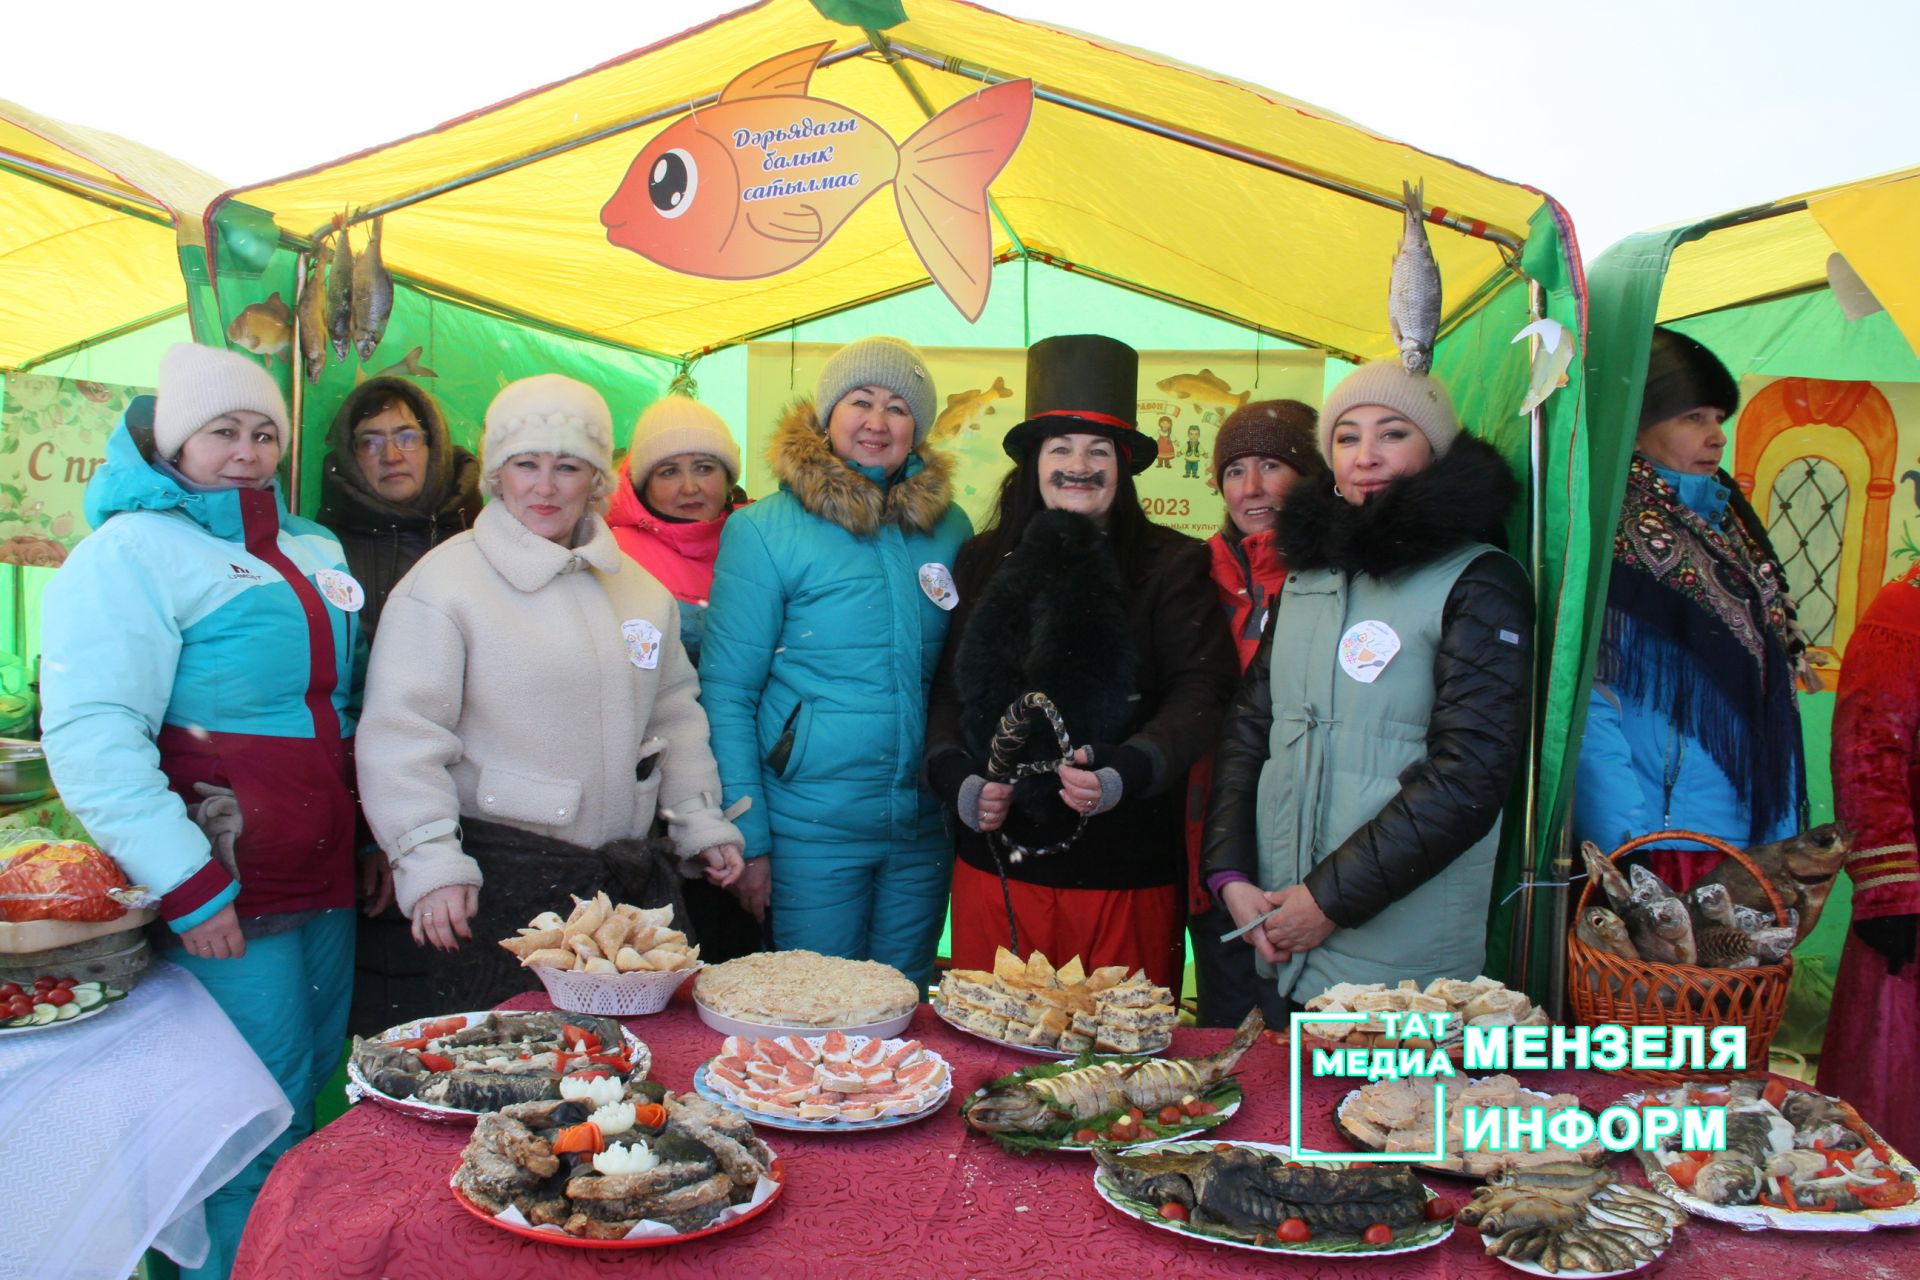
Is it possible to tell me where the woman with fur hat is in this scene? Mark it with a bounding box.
[701,337,972,989]
[40,343,364,1278]
[1201,361,1533,1011]
[924,335,1239,991]
[1573,328,1815,885]
[606,394,761,962]
[606,394,745,666]
[1188,399,1325,1024]
[355,374,744,1009]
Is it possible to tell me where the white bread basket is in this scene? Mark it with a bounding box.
[530,961,701,1016]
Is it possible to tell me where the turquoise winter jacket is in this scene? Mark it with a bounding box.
[39,406,361,930]
[701,404,971,867]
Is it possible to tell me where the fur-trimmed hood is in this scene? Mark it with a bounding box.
[1277,433,1516,578]
[770,400,955,537]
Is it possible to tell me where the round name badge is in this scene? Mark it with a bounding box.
[1338,620,1401,684]
[315,569,365,613]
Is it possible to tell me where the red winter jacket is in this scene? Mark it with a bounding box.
[1832,562,1920,919]
[1185,527,1289,913]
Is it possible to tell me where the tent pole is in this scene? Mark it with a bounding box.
[876,40,1523,253]
[1509,280,1547,1002]
[7,305,188,375]
[0,155,172,226]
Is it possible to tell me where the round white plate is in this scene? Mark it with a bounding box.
[1093,1138,1455,1254]
[692,994,914,1042]
[693,1052,950,1133]
[930,996,1169,1059]
[346,1011,652,1123]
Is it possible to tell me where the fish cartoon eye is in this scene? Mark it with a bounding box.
[649,148,698,219]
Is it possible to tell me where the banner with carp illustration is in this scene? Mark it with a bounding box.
[1728,375,1920,684]
[744,343,1325,539]
[0,374,142,567]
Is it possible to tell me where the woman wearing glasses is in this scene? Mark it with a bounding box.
[318,377,481,639]
[318,377,480,1032]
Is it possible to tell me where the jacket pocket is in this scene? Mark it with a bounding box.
[762,700,808,780]
[633,737,666,826]
[475,763,583,830]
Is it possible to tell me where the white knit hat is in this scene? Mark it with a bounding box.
[482,374,615,482]
[627,395,742,483]
[814,336,938,445]
[1319,361,1462,459]
[153,343,290,460]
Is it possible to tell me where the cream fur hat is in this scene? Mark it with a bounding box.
[153,343,290,460]
[627,395,742,483]
[1318,360,1462,459]
[482,375,615,486]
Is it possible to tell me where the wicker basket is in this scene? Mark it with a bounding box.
[1567,830,1792,1085]
[529,962,700,1017]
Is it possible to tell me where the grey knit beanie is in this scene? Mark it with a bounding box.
[814,336,938,445]
[154,343,290,460]
[1319,361,1461,459]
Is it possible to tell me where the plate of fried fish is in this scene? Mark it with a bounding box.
[960,1009,1260,1153]
[1093,1139,1456,1255]
[1628,1077,1920,1230]
[1464,1160,1686,1277]
[451,1091,783,1246]
[347,1010,651,1122]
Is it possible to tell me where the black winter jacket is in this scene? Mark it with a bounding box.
[316,377,481,638]
[1200,433,1533,928]
[926,511,1239,890]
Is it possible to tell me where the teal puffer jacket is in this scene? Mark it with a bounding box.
[701,402,970,883]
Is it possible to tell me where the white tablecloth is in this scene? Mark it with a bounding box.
[0,960,291,1279]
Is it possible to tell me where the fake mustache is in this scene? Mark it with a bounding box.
[1047,470,1108,488]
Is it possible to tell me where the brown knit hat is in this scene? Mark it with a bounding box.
[1212,399,1322,487]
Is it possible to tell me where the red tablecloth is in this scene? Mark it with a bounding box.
[236,991,1917,1278]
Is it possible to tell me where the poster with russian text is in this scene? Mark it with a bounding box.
[0,374,141,567]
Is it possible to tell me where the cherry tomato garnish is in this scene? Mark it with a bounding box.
[33,976,57,991]
[1126,1107,1144,1124]
[1424,1197,1456,1220]
[44,988,73,1006]
[1158,1106,1184,1126]
[1361,1224,1393,1246]
[1278,1218,1311,1243]
[1073,1129,1099,1144]
[0,983,21,999]
[1159,1202,1189,1222]
[54,977,76,989]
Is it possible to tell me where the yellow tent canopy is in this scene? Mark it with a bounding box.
[1657,162,1920,353]
[217,0,1563,363]
[0,100,225,371]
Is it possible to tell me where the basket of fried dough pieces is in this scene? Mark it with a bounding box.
[499,893,702,1016]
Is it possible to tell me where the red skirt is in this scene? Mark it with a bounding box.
[1817,932,1920,1159]
[950,859,1184,991]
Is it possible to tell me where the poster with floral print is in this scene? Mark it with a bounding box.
[0,374,149,567]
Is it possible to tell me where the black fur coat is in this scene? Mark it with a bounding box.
[925,513,1239,891]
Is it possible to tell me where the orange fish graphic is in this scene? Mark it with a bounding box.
[601,43,1033,321]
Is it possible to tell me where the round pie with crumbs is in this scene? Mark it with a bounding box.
[695,950,918,1028]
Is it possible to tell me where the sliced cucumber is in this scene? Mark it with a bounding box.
[4,1015,29,1028]
[53,1003,79,1021]
[27,1004,57,1026]
[71,988,105,1011]
[104,987,126,1001]
[71,982,104,995]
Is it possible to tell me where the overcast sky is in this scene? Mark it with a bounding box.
[8,0,1915,260]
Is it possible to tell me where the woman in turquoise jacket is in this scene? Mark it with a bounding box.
[1573,329,1814,884]
[40,345,361,1280]
[702,337,971,988]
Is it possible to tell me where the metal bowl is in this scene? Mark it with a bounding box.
[0,739,51,804]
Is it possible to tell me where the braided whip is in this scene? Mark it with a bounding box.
[984,691,1087,954]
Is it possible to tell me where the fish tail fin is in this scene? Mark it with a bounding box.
[892,80,1034,321]
[991,375,1009,393]
[1211,1007,1266,1070]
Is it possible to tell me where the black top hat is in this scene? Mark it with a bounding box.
[1002,334,1154,474]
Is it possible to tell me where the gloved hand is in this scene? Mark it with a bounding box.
[188,782,243,879]
[1854,914,1918,972]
